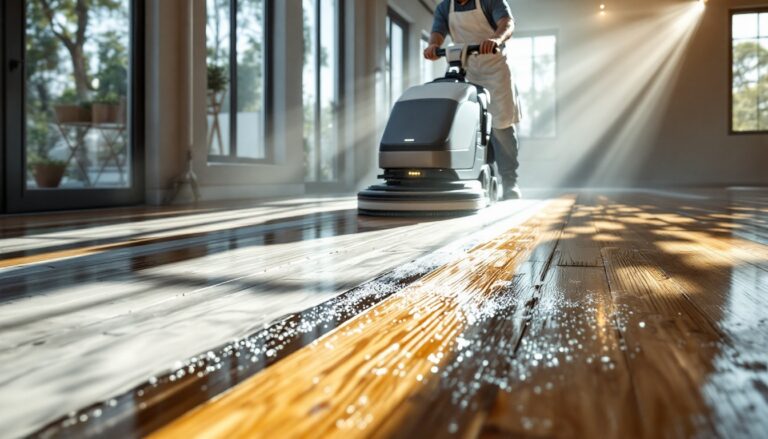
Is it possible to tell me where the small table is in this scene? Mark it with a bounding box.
[55,121,127,187]
[92,122,128,186]
[207,91,226,155]
[55,121,93,187]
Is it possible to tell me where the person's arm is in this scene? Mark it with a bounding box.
[425,1,448,61]
[479,16,514,54]
[424,32,446,61]
[480,0,515,54]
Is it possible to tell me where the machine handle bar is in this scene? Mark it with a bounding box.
[435,45,499,57]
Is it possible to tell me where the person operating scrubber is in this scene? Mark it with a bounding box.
[425,0,522,200]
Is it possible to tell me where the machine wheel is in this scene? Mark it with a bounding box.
[489,178,500,204]
[479,168,492,206]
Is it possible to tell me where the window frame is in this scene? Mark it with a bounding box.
[2,0,146,213]
[511,30,559,140]
[207,0,275,164]
[386,8,409,109]
[729,7,768,135]
[1,3,5,212]
[303,0,345,183]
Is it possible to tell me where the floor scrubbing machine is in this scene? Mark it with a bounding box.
[357,44,503,217]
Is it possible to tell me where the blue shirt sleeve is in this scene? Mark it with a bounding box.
[486,0,512,23]
[431,0,450,37]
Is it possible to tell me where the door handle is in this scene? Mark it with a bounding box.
[8,59,24,71]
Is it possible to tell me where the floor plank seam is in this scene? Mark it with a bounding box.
[509,198,578,373]
[588,198,649,438]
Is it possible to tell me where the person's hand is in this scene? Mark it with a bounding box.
[424,43,441,61]
[479,38,501,54]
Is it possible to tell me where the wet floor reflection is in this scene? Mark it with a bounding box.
[0,209,433,303]
[406,192,768,438]
[9,191,768,438]
[141,199,573,438]
[31,267,426,437]
[0,201,367,263]
[147,193,767,438]
[27,213,485,438]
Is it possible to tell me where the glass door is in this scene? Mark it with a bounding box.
[3,0,143,213]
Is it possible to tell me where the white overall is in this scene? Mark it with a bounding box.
[448,0,521,128]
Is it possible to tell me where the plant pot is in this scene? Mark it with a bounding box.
[54,105,91,124]
[92,103,121,124]
[32,164,66,188]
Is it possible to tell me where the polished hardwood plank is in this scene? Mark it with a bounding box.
[385,261,549,439]
[484,191,768,438]
[483,267,640,438]
[606,192,768,269]
[150,199,575,439]
[601,247,723,437]
[0,197,549,438]
[592,192,768,437]
[555,203,604,267]
[151,190,768,439]
[592,194,768,341]
[3,190,768,438]
[0,198,357,265]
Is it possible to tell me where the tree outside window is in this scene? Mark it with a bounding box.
[732,11,768,133]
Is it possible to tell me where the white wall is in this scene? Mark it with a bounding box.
[508,0,768,188]
[145,0,184,204]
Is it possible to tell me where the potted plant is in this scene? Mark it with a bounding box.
[92,92,125,125]
[28,153,67,188]
[53,90,92,125]
[207,64,229,97]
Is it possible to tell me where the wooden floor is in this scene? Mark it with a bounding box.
[1,189,767,438]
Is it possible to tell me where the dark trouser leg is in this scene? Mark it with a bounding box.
[491,126,519,187]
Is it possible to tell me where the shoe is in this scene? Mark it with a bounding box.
[504,185,522,200]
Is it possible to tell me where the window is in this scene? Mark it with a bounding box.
[303,0,342,182]
[731,10,768,133]
[385,10,408,109]
[206,0,270,161]
[509,34,557,138]
[24,0,134,190]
